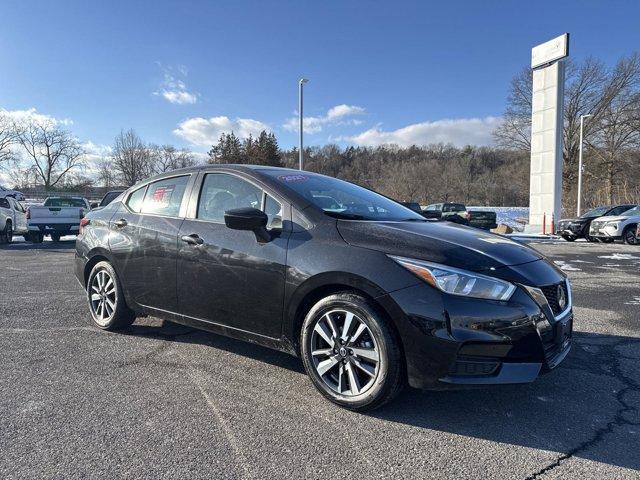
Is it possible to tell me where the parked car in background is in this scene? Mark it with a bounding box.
[98,190,124,208]
[423,203,497,230]
[636,224,640,243]
[400,202,423,214]
[27,196,91,242]
[0,185,26,201]
[589,205,640,245]
[556,204,636,242]
[75,166,572,411]
[0,196,28,243]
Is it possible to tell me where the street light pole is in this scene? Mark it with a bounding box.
[576,113,592,217]
[298,78,308,170]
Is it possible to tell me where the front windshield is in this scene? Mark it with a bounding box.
[581,206,610,218]
[268,172,425,221]
[621,206,640,217]
[44,198,86,207]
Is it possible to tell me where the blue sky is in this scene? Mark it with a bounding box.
[1,0,639,158]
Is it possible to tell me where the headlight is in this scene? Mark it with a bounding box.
[604,222,619,229]
[389,256,516,301]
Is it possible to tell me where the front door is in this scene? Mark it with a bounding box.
[177,171,289,338]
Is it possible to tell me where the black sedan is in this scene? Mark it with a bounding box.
[75,165,573,411]
[556,204,636,242]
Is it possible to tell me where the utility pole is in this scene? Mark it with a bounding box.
[298,78,308,170]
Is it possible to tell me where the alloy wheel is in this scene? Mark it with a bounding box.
[310,309,380,396]
[625,229,637,245]
[6,223,12,243]
[89,269,117,326]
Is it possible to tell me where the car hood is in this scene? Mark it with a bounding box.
[337,220,543,272]
[592,215,633,222]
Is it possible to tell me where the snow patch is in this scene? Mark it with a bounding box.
[553,260,581,272]
[598,254,640,260]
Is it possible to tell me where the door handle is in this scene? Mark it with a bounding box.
[181,234,204,245]
[113,218,128,228]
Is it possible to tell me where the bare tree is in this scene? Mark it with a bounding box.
[493,67,532,152]
[14,117,85,188]
[149,144,196,174]
[97,157,118,188]
[112,129,151,186]
[0,113,17,168]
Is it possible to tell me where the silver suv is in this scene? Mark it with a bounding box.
[589,205,640,245]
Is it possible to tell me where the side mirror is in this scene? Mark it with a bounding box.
[224,207,270,242]
[90,202,99,209]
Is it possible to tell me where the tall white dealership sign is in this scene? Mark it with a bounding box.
[527,33,569,233]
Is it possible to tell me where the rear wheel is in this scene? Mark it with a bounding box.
[0,221,12,244]
[51,233,61,242]
[561,235,575,242]
[623,225,637,245]
[29,232,44,243]
[86,261,136,330]
[300,292,404,411]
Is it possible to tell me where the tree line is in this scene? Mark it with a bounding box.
[2,51,638,210]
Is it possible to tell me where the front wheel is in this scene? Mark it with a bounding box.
[561,235,575,242]
[623,226,638,245]
[51,233,61,242]
[300,293,404,411]
[0,221,12,244]
[86,261,136,330]
[600,237,615,244]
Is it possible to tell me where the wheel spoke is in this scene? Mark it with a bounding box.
[91,285,100,294]
[104,277,114,292]
[345,362,361,395]
[337,364,345,393]
[311,348,333,357]
[341,312,354,342]
[96,272,104,289]
[349,323,367,344]
[351,357,376,377]
[91,293,101,302]
[314,322,335,347]
[316,355,340,376]
[350,347,379,363]
[323,313,339,339]
[105,297,115,311]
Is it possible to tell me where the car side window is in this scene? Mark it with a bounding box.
[264,194,283,230]
[197,173,262,223]
[126,186,147,213]
[141,176,189,217]
[0,198,9,209]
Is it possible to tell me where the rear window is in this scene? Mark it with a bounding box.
[141,175,189,217]
[44,198,86,207]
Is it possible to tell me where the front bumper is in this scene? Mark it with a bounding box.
[382,276,572,390]
[555,222,585,237]
[589,222,622,239]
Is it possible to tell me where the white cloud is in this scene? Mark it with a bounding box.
[341,116,502,147]
[154,64,198,105]
[173,116,270,148]
[284,104,366,134]
[0,107,73,126]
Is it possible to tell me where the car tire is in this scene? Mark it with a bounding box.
[622,225,637,245]
[30,232,44,243]
[86,261,136,330]
[600,238,615,243]
[586,236,598,242]
[562,235,575,242]
[300,292,404,412]
[51,233,61,242]
[0,221,12,244]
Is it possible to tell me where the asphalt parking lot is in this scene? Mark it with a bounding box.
[1,238,639,479]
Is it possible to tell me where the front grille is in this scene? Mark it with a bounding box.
[540,281,569,316]
[448,359,499,376]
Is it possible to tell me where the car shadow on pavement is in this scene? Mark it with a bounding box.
[119,320,639,472]
[372,330,639,472]
[0,239,76,250]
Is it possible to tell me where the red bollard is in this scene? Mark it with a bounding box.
[551,213,555,235]
[542,212,546,235]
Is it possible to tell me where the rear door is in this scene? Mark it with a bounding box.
[177,171,289,338]
[135,174,193,312]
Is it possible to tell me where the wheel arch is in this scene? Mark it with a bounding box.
[284,272,405,357]
[83,248,116,287]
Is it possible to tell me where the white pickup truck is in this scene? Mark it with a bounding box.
[27,196,92,242]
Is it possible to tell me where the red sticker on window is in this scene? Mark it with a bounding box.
[278,174,308,182]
